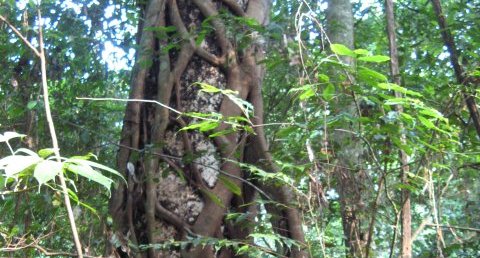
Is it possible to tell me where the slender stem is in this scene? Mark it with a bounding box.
[37,10,83,257]
[0,15,41,57]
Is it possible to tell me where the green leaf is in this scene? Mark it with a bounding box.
[66,158,124,182]
[330,44,355,57]
[201,189,225,208]
[197,83,222,93]
[66,163,114,194]
[357,67,387,83]
[209,129,236,138]
[236,245,249,255]
[38,148,55,158]
[322,83,335,101]
[354,49,370,56]
[418,116,436,129]
[384,97,410,106]
[0,132,26,142]
[395,183,417,193]
[27,101,37,110]
[377,83,422,97]
[218,175,241,196]
[226,94,254,119]
[0,155,42,179]
[180,121,220,132]
[358,55,390,63]
[317,74,330,82]
[299,87,315,100]
[34,160,62,186]
[419,108,447,122]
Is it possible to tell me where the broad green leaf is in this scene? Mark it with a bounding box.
[0,132,26,142]
[209,129,235,138]
[377,83,422,97]
[322,83,335,101]
[357,67,388,83]
[358,55,390,63]
[218,175,241,196]
[354,49,370,56]
[317,74,330,82]
[38,148,55,158]
[330,44,355,57]
[67,158,124,182]
[197,83,221,93]
[201,189,225,208]
[180,121,220,132]
[236,245,249,255]
[400,113,414,123]
[299,87,315,100]
[384,98,410,106]
[0,155,42,178]
[226,94,254,118]
[419,108,447,122]
[66,163,113,193]
[34,160,62,186]
[27,101,37,110]
[15,148,40,156]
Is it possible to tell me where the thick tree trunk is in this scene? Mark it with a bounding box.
[384,1,411,257]
[107,0,305,257]
[326,1,366,257]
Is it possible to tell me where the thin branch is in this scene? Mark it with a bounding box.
[3,8,84,257]
[0,15,41,57]
[425,224,480,233]
[77,97,182,115]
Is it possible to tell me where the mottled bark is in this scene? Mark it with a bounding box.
[326,0,366,257]
[108,0,305,257]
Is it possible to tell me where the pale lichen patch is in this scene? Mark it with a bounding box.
[190,132,220,188]
[156,174,204,223]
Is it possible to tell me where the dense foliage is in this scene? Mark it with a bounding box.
[1,0,479,257]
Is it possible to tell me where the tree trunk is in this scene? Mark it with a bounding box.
[326,1,366,257]
[430,0,480,138]
[384,1,411,257]
[107,0,305,257]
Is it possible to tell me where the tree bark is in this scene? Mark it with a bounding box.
[107,0,305,257]
[384,1,411,257]
[326,1,366,257]
[430,0,480,138]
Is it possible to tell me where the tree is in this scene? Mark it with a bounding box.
[384,1,411,257]
[326,0,367,257]
[107,0,305,257]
